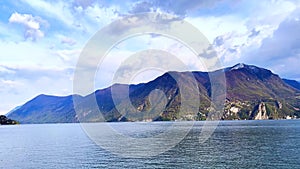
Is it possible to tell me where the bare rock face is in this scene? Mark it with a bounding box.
[276,101,283,109]
[254,103,269,120]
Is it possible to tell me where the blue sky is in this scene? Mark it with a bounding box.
[0,0,300,114]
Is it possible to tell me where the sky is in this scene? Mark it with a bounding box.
[0,0,300,115]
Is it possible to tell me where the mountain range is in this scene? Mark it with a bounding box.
[8,63,300,123]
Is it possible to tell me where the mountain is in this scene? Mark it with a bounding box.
[6,105,22,117]
[8,63,300,123]
[223,63,300,120]
[8,94,83,123]
[283,79,300,90]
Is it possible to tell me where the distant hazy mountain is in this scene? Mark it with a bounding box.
[8,64,300,123]
[8,95,83,123]
[283,79,300,90]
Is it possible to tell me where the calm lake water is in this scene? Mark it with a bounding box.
[1,120,300,168]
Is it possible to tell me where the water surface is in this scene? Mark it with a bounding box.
[1,120,300,168]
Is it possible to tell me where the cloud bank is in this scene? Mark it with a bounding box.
[0,0,299,114]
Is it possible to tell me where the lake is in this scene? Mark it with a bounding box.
[1,120,300,168]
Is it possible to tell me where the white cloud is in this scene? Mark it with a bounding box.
[185,0,298,67]
[9,12,48,40]
[245,0,296,28]
[60,36,77,46]
[129,0,224,16]
[242,8,300,79]
[20,0,75,28]
[0,66,15,74]
[20,0,121,35]
[9,13,40,30]
[186,15,248,43]
[0,64,75,115]
[55,49,81,63]
[84,4,120,24]
[0,40,60,67]
[72,3,121,35]
[0,79,23,89]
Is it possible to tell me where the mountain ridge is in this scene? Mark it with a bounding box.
[8,63,300,123]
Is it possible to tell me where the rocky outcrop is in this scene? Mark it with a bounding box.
[254,103,269,120]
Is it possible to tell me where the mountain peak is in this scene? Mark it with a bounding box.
[231,63,246,70]
[224,63,278,81]
[224,63,258,72]
[230,63,259,71]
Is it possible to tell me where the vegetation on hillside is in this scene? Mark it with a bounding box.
[0,115,19,125]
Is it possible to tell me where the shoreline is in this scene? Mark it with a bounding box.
[9,118,300,125]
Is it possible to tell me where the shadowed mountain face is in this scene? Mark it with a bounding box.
[283,79,300,90]
[8,64,300,123]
